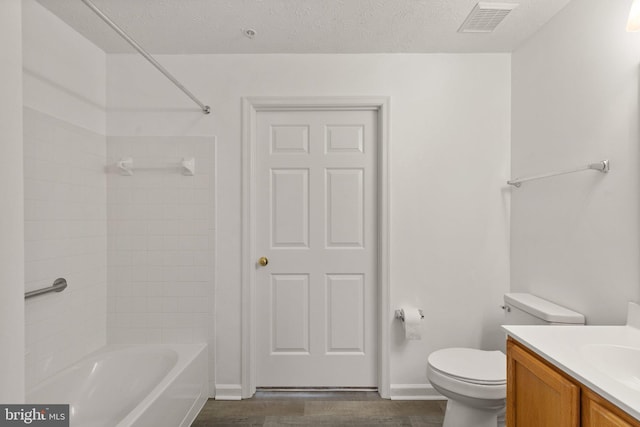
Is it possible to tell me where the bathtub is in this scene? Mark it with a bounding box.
[27,344,208,427]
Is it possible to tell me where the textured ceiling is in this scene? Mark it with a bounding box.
[36,0,573,54]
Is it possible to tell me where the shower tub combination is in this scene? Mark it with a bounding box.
[27,343,208,427]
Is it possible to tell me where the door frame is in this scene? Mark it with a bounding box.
[241,96,390,398]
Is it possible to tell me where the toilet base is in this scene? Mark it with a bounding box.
[442,399,505,427]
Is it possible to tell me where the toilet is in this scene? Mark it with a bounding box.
[427,293,585,427]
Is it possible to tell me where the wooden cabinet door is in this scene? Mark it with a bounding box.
[507,338,580,427]
[582,388,640,427]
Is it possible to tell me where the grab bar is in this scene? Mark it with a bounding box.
[25,278,68,299]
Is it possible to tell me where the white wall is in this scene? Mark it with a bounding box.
[511,0,640,324]
[0,0,25,403]
[22,0,107,388]
[107,53,511,397]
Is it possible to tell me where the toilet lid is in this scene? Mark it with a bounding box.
[428,348,506,385]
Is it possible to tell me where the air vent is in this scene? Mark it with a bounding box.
[458,2,518,33]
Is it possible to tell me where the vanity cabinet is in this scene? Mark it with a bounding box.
[507,337,580,426]
[582,388,638,427]
[507,338,640,427]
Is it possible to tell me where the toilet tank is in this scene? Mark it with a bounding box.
[503,293,585,325]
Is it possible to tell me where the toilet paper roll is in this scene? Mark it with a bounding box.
[402,307,422,340]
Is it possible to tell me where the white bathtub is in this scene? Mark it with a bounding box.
[27,344,208,427]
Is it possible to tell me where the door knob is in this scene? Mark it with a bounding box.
[258,256,269,267]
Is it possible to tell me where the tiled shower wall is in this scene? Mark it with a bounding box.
[22,0,107,388]
[106,136,215,346]
[24,108,107,388]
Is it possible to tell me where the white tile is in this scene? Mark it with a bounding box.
[147,235,165,251]
[161,266,182,283]
[193,251,213,266]
[147,297,163,313]
[147,266,166,282]
[179,235,209,251]
[178,297,210,313]
[105,135,215,347]
[130,283,148,297]
[147,251,165,266]
[162,298,179,313]
[131,266,149,282]
[161,328,193,344]
[162,236,181,250]
[146,283,164,297]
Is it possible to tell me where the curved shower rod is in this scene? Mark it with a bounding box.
[80,0,211,115]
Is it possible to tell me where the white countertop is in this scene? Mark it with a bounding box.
[503,324,640,421]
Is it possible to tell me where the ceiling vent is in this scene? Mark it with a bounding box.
[458,2,519,33]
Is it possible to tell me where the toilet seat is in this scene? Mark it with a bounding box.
[427,364,506,402]
[427,348,506,385]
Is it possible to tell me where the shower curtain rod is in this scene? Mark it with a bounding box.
[80,0,211,115]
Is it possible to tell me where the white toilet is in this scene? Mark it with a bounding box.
[427,293,585,427]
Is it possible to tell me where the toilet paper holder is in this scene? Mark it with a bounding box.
[394,309,424,322]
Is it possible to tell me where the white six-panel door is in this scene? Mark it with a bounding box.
[255,109,378,387]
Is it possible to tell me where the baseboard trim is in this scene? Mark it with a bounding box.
[214,384,243,400]
[208,380,216,399]
[216,383,443,401]
[390,384,445,400]
[257,387,378,392]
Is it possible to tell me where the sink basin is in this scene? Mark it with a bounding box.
[581,344,640,391]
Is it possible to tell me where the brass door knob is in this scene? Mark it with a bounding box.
[258,256,269,267]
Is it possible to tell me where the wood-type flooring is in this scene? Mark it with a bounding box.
[192,391,445,427]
